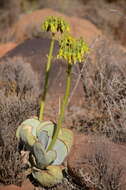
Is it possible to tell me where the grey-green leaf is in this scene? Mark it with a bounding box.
[37,121,56,138]
[37,130,49,149]
[52,139,67,165]
[32,165,63,187]
[21,118,40,137]
[33,142,56,169]
[16,124,36,146]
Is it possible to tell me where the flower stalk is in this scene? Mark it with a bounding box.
[47,63,72,151]
[39,16,70,121]
[47,33,89,150]
[39,36,55,121]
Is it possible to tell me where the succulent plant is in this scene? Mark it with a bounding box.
[16,16,89,188]
[16,117,73,187]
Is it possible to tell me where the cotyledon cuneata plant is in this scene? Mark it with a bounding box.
[16,117,73,187]
[16,16,89,187]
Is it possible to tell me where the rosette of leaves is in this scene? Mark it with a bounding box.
[16,117,73,187]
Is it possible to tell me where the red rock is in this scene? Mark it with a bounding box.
[0,43,17,58]
[0,180,34,190]
[21,179,34,190]
[68,134,126,189]
[0,185,20,190]
[9,8,101,44]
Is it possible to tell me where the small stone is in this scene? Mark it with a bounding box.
[21,179,35,190]
[68,134,97,187]
[0,185,20,190]
[0,180,35,190]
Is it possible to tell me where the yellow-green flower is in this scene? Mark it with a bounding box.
[57,34,89,64]
[42,16,70,34]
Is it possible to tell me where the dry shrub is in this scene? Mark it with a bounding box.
[75,38,126,143]
[80,137,126,190]
[0,0,21,33]
[0,144,22,185]
[68,135,126,190]
[37,0,82,16]
[0,94,40,185]
[80,0,126,47]
[0,95,39,143]
[0,57,41,185]
[0,57,40,98]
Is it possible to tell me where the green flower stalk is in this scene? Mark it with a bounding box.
[47,34,89,150]
[39,36,55,121]
[39,16,70,121]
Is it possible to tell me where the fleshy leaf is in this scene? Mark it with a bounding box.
[58,128,73,153]
[37,121,57,149]
[46,150,57,165]
[52,139,67,165]
[16,124,36,146]
[33,142,56,169]
[32,165,63,187]
[37,121,56,138]
[37,130,49,149]
[51,128,73,165]
[21,118,40,137]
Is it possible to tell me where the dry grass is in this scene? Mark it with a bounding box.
[0,94,40,185]
[72,38,126,143]
[68,134,126,190]
[80,137,125,190]
[0,57,40,97]
[0,144,22,185]
[0,57,40,185]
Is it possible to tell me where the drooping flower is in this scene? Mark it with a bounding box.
[42,16,70,34]
[58,33,89,64]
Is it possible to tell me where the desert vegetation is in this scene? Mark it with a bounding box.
[0,1,126,190]
[0,57,40,185]
[0,38,126,190]
[71,38,126,143]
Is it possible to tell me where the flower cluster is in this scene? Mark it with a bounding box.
[42,16,70,34]
[58,33,89,64]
